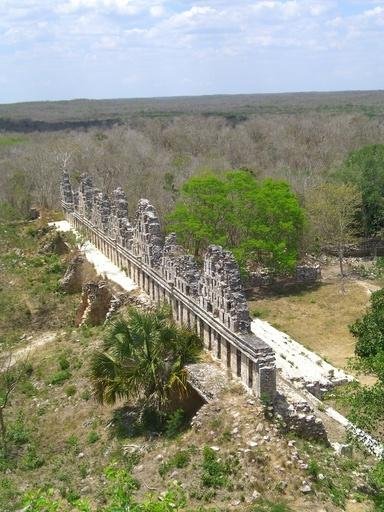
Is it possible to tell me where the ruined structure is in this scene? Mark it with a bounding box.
[60,173,276,400]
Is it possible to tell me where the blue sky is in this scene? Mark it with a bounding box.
[0,0,383,103]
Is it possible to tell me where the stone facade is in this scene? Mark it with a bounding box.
[60,173,277,401]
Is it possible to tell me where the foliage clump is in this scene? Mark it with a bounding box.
[90,307,202,413]
[167,170,304,274]
[338,289,384,434]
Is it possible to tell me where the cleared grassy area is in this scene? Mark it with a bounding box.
[249,280,374,379]
[0,135,26,146]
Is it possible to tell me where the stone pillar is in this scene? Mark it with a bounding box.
[211,330,218,357]
[252,362,260,396]
[230,345,238,377]
[217,334,222,360]
[241,353,249,388]
[203,324,210,349]
[221,338,228,368]
[258,366,276,402]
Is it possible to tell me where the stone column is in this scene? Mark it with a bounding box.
[202,324,210,349]
[217,334,222,360]
[211,331,218,357]
[251,362,260,396]
[258,366,276,402]
[221,338,228,368]
[241,353,250,388]
[230,347,239,378]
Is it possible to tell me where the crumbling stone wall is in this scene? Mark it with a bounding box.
[60,173,277,401]
[75,281,112,326]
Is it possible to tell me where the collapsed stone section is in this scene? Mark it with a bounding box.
[109,187,134,249]
[60,171,74,208]
[132,199,164,267]
[199,245,251,334]
[78,174,94,219]
[161,233,200,297]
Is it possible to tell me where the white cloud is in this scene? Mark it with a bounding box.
[1,1,384,101]
[149,4,165,17]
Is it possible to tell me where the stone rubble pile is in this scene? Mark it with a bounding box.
[274,393,328,443]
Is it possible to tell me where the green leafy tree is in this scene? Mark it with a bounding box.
[342,289,384,434]
[350,289,384,372]
[0,355,27,453]
[167,170,304,273]
[338,144,384,236]
[90,308,202,413]
[306,182,361,276]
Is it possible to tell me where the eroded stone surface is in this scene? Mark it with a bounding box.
[75,281,112,326]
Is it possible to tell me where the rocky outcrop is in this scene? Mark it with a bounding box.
[59,253,95,293]
[39,232,69,255]
[75,281,112,326]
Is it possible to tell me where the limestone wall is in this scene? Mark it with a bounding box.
[60,173,276,401]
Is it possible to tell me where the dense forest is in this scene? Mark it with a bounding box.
[1,93,384,218]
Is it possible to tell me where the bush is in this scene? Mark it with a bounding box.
[159,449,191,477]
[49,369,71,385]
[87,431,100,444]
[58,354,70,371]
[21,444,44,470]
[164,409,186,438]
[201,446,236,488]
[253,501,293,512]
[7,412,30,446]
[308,459,320,479]
[65,385,77,397]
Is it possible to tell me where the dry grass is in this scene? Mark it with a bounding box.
[249,279,376,384]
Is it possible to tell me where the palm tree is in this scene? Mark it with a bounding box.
[90,307,202,413]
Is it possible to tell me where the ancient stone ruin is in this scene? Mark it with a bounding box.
[60,172,277,401]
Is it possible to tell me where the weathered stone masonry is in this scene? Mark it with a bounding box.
[61,173,277,401]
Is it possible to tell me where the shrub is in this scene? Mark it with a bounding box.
[7,412,30,446]
[66,435,79,454]
[21,444,44,470]
[201,446,236,488]
[80,389,92,401]
[308,459,320,479]
[164,409,186,438]
[87,431,100,444]
[159,449,191,477]
[49,369,71,385]
[65,385,77,397]
[253,501,293,512]
[58,355,70,371]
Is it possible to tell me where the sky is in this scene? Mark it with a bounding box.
[0,0,384,103]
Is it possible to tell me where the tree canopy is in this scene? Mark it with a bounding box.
[338,144,384,236]
[166,170,304,274]
[350,288,384,380]
[344,289,384,433]
[90,308,202,413]
[305,182,362,276]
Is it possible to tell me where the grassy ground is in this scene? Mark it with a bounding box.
[248,278,377,383]
[0,217,78,350]
[1,327,378,511]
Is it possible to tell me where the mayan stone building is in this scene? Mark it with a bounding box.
[60,173,276,400]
